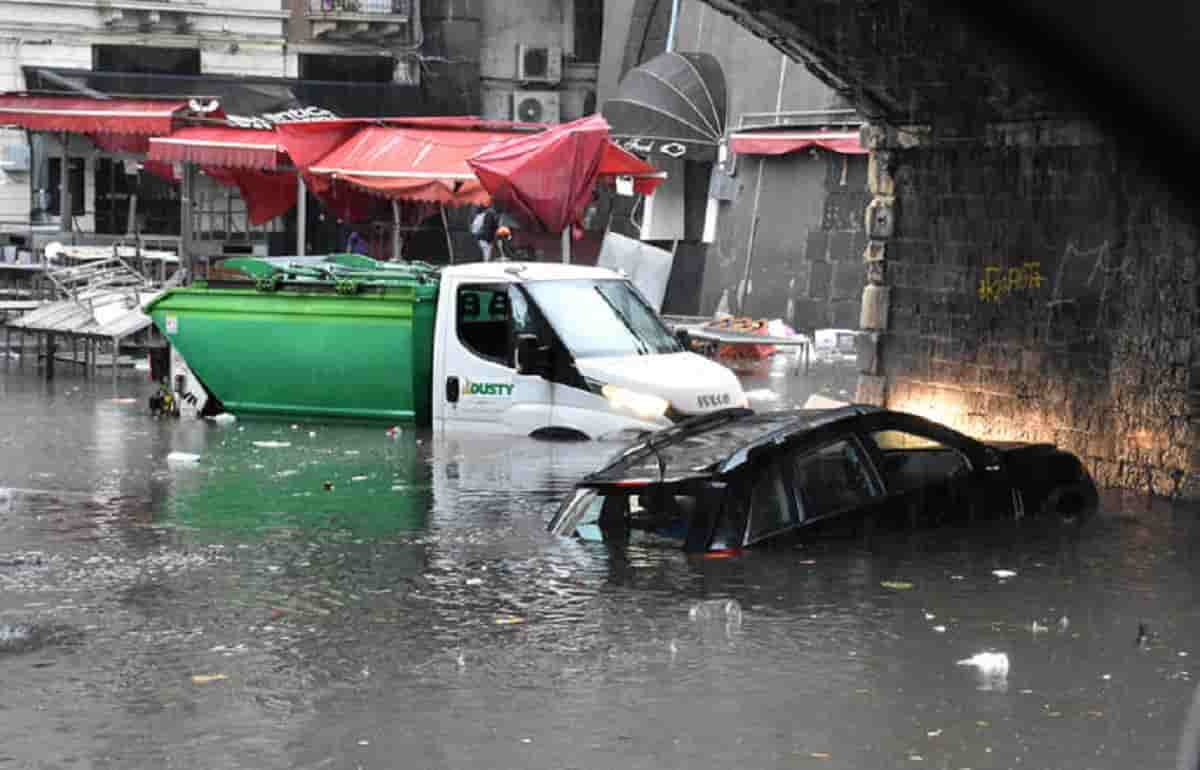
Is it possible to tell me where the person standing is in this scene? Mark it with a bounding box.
[470,206,499,261]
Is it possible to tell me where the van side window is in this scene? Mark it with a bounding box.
[788,439,879,519]
[868,430,970,494]
[456,283,510,365]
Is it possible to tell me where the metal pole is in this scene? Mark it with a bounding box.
[111,338,117,390]
[666,0,681,52]
[59,133,72,239]
[439,205,455,264]
[180,163,194,280]
[296,175,307,258]
[561,227,571,264]
[392,200,402,261]
[3,326,9,370]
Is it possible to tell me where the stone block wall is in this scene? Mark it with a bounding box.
[864,128,1200,498]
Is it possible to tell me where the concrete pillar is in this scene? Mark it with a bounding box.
[856,128,896,407]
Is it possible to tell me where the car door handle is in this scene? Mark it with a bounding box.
[446,376,459,403]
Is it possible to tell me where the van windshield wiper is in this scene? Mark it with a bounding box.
[593,286,649,355]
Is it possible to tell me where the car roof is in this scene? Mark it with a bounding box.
[443,262,621,283]
[583,405,884,486]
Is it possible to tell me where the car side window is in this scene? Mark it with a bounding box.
[457,283,511,365]
[746,463,795,543]
[788,439,880,520]
[868,429,970,494]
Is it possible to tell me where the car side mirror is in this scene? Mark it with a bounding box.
[674,328,691,349]
[515,333,549,376]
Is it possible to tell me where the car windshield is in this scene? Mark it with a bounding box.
[521,279,681,359]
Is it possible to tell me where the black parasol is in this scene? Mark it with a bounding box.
[603,51,727,162]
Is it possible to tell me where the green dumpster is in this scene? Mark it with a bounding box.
[145,256,440,424]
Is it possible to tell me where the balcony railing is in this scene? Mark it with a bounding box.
[308,0,410,16]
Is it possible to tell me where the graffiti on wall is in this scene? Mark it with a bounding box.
[977,262,1044,303]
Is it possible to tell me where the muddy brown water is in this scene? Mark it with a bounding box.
[1,358,1198,769]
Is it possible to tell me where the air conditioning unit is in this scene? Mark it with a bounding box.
[517,44,562,84]
[512,90,561,124]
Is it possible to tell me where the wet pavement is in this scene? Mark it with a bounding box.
[1,357,1199,769]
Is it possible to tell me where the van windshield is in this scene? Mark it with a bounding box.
[522,279,681,359]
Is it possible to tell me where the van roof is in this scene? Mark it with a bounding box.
[442,262,622,283]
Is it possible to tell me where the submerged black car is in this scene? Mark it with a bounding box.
[549,406,1099,551]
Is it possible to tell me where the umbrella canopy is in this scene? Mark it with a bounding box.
[602,51,727,161]
[467,114,611,233]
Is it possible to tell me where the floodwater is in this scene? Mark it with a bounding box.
[1,356,1199,770]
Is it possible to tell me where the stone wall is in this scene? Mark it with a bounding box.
[860,125,1200,498]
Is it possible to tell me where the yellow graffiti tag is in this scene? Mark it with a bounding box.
[978,262,1044,303]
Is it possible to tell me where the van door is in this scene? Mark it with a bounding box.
[440,281,553,435]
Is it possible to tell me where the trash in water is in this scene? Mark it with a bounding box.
[291,424,299,430]
[252,441,291,448]
[932,625,947,633]
[322,481,334,491]
[494,616,526,625]
[386,426,401,438]
[1058,616,1070,633]
[466,578,483,586]
[191,673,228,684]
[109,398,137,404]
[211,413,236,424]
[992,569,1017,579]
[810,752,831,759]
[957,652,1010,691]
[881,581,914,590]
[351,475,368,482]
[926,729,942,737]
[688,598,743,630]
[308,431,317,438]
[276,470,298,478]
[166,451,201,465]
[344,450,360,455]
[1030,621,1049,633]
[924,611,936,620]
[1101,674,1112,680]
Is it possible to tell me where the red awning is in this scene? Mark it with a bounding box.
[598,142,667,195]
[307,124,523,206]
[468,114,612,233]
[0,95,197,136]
[203,167,297,225]
[729,130,866,156]
[149,127,285,170]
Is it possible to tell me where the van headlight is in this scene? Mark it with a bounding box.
[601,384,670,421]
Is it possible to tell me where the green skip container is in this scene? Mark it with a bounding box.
[144,256,440,424]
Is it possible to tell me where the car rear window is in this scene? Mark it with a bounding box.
[555,486,698,547]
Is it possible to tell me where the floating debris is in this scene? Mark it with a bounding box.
[881,581,914,590]
[924,611,936,620]
[211,412,236,424]
[166,451,201,465]
[1031,621,1049,634]
[958,652,1010,691]
[992,569,1017,579]
[351,475,369,482]
[191,673,228,685]
[932,625,947,633]
[926,729,942,738]
[1058,616,1070,633]
[494,616,526,625]
[252,441,291,449]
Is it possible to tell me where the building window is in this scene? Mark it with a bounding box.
[299,54,395,83]
[573,0,603,63]
[94,45,200,75]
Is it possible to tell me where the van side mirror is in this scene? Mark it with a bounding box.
[515,333,550,376]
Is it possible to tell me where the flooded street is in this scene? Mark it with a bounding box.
[1,361,1198,770]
